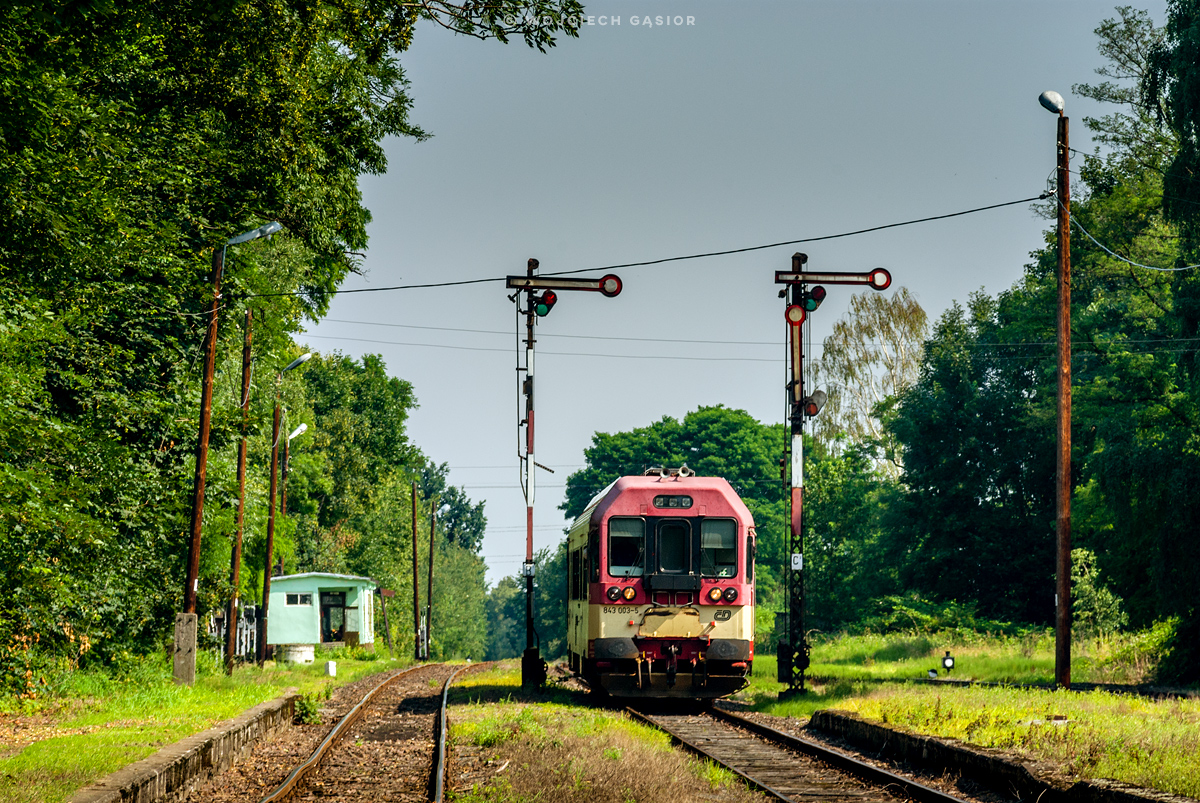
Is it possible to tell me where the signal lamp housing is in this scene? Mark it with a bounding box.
[707,587,724,603]
[622,586,637,601]
[606,586,621,602]
[723,587,739,603]
[534,290,558,316]
[800,285,827,312]
[802,389,828,417]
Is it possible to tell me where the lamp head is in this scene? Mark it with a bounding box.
[283,352,312,372]
[1039,90,1064,115]
[288,423,308,441]
[226,221,284,246]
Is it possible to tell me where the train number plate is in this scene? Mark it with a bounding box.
[603,606,639,614]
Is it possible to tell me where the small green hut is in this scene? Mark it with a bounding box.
[266,572,377,662]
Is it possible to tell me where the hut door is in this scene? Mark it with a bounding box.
[320,592,347,643]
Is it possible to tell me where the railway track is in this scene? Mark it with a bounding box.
[627,705,972,803]
[241,662,464,803]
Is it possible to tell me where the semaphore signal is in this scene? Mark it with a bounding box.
[506,259,623,689]
[774,253,891,698]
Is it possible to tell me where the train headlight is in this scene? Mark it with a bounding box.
[707,587,723,603]
[622,586,637,601]
[606,586,621,601]
[723,587,739,603]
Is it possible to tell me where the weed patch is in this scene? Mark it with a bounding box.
[0,651,409,803]
[449,701,758,802]
[839,685,1200,797]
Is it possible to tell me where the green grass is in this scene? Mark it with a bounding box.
[747,628,1167,694]
[739,632,1199,798]
[840,685,1200,798]
[448,663,758,802]
[0,649,410,803]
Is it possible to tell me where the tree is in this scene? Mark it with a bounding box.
[811,287,928,472]
[420,462,488,553]
[883,295,1057,623]
[0,0,584,691]
[1146,0,1200,242]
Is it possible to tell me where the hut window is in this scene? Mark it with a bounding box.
[285,593,313,606]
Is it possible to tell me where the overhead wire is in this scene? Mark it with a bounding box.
[1061,196,1200,272]
[241,193,1049,299]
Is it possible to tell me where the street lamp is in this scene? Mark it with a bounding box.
[1040,90,1072,690]
[258,353,311,666]
[178,221,282,686]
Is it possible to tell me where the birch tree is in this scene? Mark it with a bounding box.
[811,287,927,473]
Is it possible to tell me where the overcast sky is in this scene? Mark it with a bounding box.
[301,0,1165,584]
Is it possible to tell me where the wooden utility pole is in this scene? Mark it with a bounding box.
[225,310,252,674]
[1055,110,1073,690]
[412,481,421,661]
[258,401,281,666]
[426,500,436,658]
[184,246,225,615]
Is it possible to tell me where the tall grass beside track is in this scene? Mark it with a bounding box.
[0,648,403,803]
[738,631,1199,798]
[842,686,1200,798]
[448,663,761,803]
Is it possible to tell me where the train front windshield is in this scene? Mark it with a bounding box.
[607,517,740,579]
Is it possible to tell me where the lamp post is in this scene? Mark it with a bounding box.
[177,221,281,686]
[257,352,311,666]
[1040,89,1072,689]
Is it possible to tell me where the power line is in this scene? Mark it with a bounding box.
[322,318,778,347]
[301,333,784,362]
[244,193,1047,298]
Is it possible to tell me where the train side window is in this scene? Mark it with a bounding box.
[746,534,755,582]
[608,517,645,577]
[569,549,581,599]
[658,520,691,574]
[588,526,600,583]
[700,519,737,578]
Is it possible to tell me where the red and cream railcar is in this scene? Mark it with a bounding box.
[566,467,756,698]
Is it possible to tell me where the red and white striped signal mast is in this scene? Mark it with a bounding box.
[775,253,891,697]
[506,259,622,688]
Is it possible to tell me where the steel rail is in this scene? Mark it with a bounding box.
[257,664,428,803]
[432,664,468,803]
[709,707,970,803]
[623,707,792,802]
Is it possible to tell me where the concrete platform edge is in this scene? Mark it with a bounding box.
[808,710,1195,803]
[68,689,299,803]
